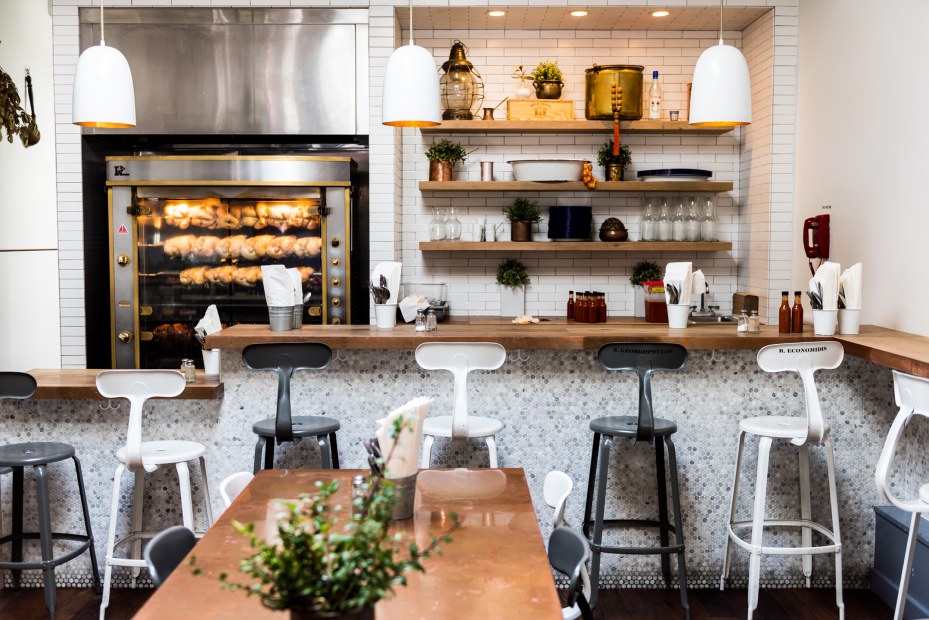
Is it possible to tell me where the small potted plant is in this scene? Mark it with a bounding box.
[496,259,530,317]
[503,198,542,242]
[630,260,663,318]
[531,60,564,99]
[597,139,632,181]
[425,138,468,182]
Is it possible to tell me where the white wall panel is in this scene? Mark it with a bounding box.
[0,250,62,370]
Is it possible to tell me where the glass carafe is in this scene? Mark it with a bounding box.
[429,208,447,241]
[657,197,672,241]
[445,207,462,241]
[700,196,717,241]
[685,196,700,241]
[641,198,656,241]
[671,197,685,241]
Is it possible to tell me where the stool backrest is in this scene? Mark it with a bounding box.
[220,471,255,508]
[756,341,844,446]
[543,470,574,528]
[875,370,929,511]
[96,370,186,472]
[597,343,688,441]
[415,342,506,439]
[144,525,197,587]
[0,371,37,400]
[242,343,333,443]
[548,526,594,620]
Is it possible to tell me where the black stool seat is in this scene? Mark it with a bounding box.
[0,441,76,467]
[253,415,340,437]
[590,415,677,437]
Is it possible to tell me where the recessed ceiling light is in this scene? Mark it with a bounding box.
[488,10,506,17]
[570,10,589,17]
[652,10,670,18]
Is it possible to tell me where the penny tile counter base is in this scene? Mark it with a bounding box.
[1,349,924,591]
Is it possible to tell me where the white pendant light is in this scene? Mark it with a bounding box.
[382,0,441,127]
[689,0,751,127]
[72,0,136,128]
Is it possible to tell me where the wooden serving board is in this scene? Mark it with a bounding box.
[506,99,574,121]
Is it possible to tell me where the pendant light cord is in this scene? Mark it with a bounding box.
[100,0,105,44]
[718,0,724,45]
[408,0,414,46]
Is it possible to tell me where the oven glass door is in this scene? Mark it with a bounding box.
[135,193,324,368]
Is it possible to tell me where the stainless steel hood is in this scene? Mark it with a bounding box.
[78,8,369,136]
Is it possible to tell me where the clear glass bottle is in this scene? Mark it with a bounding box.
[180,358,196,383]
[428,208,447,241]
[648,70,662,121]
[641,198,656,241]
[657,197,672,241]
[445,207,462,241]
[425,308,438,332]
[415,308,427,332]
[685,196,700,241]
[700,196,717,242]
[351,474,368,518]
[671,197,686,241]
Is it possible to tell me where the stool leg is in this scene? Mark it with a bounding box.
[665,437,690,620]
[198,456,213,528]
[100,463,126,620]
[421,435,435,469]
[798,443,813,587]
[176,461,194,530]
[588,434,612,609]
[72,457,101,593]
[130,469,144,587]
[485,435,498,468]
[823,439,844,620]
[654,438,671,587]
[747,436,773,619]
[895,512,920,620]
[263,438,275,470]
[317,434,333,469]
[328,432,340,469]
[253,438,264,474]
[34,464,56,619]
[11,466,23,589]
[582,432,602,539]
[721,430,746,590]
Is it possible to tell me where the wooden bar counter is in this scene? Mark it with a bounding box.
[25,369,224,400]
[206,320,929,379]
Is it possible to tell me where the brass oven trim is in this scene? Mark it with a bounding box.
[108,189,117,366]
[343,187,352,321]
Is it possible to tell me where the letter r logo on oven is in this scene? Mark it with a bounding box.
[114,165,129,176]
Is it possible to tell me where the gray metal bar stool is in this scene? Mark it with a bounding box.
[243,343,341,473]
[0,371,101,619]
[582,343,689,618]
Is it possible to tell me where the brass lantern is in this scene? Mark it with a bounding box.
[440,40,484,120]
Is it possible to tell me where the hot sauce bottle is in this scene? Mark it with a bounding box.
[778,291,791,333]
[567,290,575,320]
[792,290,804,333]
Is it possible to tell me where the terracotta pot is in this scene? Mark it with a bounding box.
[533,80,563,100]
[290,607,374,620]
[606,163,625,181]
[428,160,453,182]
[510,220,532,242]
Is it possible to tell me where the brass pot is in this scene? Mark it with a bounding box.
[533,80,563,100]
[585,64,644,120]
[429,161,453,182]
[510,220,532,242]
[606,164,624,181]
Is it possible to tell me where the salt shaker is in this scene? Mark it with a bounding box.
[425,308,438,332]
[415,309,427,332]
[180,358,196,383]
[737,310,748,333]
[748,310,761,334]
[351,474,368,517]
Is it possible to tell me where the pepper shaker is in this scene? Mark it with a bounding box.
[425,308,438,332]
[415,309,427,332]
[180,358,196,383]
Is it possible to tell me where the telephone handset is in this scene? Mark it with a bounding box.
[803,214,830,275]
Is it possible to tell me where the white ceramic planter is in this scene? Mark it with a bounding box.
[500,286,525,317]
[634,286,645,318]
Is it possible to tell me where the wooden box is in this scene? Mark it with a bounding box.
[506,99,574,121]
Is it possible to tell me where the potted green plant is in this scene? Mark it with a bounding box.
[530,61,564,99]
[503,198,542,242]
[496,259,530,317]
[193,420,459,620]
[425,138,468,182]
[597,140,632,181]
[630,260,663,318]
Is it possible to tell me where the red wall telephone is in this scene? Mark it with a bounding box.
[803,214,830,275]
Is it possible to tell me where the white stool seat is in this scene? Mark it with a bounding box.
[739,415,830,440]
[116,441,206,467]
[423,415,503,438]
[921,484,929,504]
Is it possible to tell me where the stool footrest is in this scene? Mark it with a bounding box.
[727,520,840,556]
[584,518,684,556]
[0,533,93,571]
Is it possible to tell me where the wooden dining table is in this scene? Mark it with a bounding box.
[133,468,563,619]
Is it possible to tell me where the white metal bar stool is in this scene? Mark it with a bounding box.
[875,370,929,620]
[720,341,845,619]
[96,370,213,619]
[415,342,506,468]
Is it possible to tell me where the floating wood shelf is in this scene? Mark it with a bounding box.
[419,241,732,252]
[420,120,733,135]
[418,181,733,192]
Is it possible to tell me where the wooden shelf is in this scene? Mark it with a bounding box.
[419,180,733,192]
[420,120,733,135]
[26,369,224,400]
[419,241,732,252]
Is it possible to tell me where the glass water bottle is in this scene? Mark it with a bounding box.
[445,207,462,241]
[657,198,672,241]
[641,198,656,241]
[700,196,717,241]
[429,208,447,241]
[671,197,686,241]
[685,196,700,241]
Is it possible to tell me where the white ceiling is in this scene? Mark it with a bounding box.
[397,6,771,33]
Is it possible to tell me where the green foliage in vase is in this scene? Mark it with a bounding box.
[496,259,531,289]
[425,139,468,163]
[503,198,542,223]
[630,260,663,287]
[596,140,632,168]
[531,60,563,82]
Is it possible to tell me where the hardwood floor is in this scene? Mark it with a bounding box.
[0,587,893,619]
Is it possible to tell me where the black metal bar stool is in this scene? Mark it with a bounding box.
[0,372,101,619]
[243,343,341,473]
[582,343,690,618]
